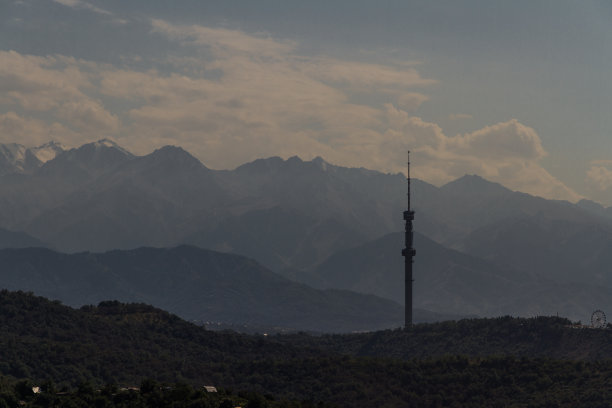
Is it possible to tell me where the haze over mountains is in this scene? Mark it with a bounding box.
[0,245,411,332]
[307,232,612,321]
[2,139,612,325]
[0,141,65,175]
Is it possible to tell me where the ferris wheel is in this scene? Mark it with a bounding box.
[591,310,607,329]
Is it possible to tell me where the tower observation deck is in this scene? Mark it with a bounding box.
[402,151,416,328]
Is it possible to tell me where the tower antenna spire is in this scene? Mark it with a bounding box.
[407,150,411,211]
[402,150,416,328]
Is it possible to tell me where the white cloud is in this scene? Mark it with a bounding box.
[0,51,88,110]
[58,99,120,133]
[587,164,612,192]
[150,20,432,111]
[380,106,580,202]
[590,159,612,167]
[448,119,547,161]
[0,111,80,146]
[150,19,296,57]
[581,162,612,206]
[397,93,430,110]
[0,21,581,203]
[449,113,473,120]
[300,58,436,89]
[52,0,112,16]
[0,50,119,140]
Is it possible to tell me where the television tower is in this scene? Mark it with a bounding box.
[402,151,416,328]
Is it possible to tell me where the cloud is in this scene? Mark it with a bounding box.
[0,51,88,110]
[380,106,580,202]
[448,119,547,160]
[0,50,118,139]
[101,20,433,166]
[0,112,80,146]
[397,93,430,110]
[150,19,296,57]
[150,20,433,110]
[0,21,580,203]
[449,113,472,120]
[587,164,612,192]
[58,99,120,133]
[300,59,436,89]
[581,161,612,205]
[590,159,612,167]
[52,0,112,16]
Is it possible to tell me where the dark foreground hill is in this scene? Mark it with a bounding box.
[0,245,413,333]
[3,291,612,407]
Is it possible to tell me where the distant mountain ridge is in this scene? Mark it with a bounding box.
[462,213,612,287]
[2,139,612,321]
[0,141,412,268]
[0,227,49,249]
[306,231,612,321]
[0,141,65,175]
[3,139,605,257]
[439,174,512,196]
[0,245,413,332]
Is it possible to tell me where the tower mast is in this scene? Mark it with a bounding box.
[402,151,416,328]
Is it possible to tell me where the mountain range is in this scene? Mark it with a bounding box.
[0,140,405,267]
[2,139,612,324]
[305,232,612,321]
[0,141,65,175]
[0,245,413,332]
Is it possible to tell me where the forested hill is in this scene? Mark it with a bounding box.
[0,290,324,384]
[282,317,612,361]
[3,290,612,407]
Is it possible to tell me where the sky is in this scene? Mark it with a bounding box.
[1,1,612,204]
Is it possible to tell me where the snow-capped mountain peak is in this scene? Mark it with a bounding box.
[0,143,28,172]
[89,139,132,156]
[29,141,66,164]
[95,139,118,148]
